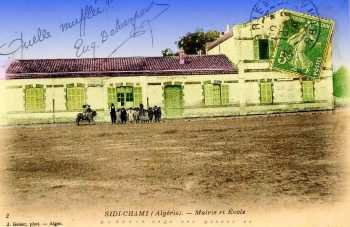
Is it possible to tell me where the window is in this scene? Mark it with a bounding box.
[116,86,132,107]
[260,82,273,104]
[25,87,45,112]
[204,83,229,106]
[67,87,86,111]
[125,87,133,102]
[254,39,270,60]
[302,81,315,102]
[108,86,142,108]
[117,92,125,102]
[259,39,269,60]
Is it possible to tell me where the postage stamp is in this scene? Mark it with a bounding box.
[272,12,334,79]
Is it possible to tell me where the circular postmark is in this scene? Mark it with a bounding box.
[250,0,321,48]
[250,0,319,21]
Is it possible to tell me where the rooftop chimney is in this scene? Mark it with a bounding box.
[225,24,231,33]
[179,50,185,65]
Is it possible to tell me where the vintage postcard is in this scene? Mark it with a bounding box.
[0,0,349,226]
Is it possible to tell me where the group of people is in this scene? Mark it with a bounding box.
[109,104,162,124]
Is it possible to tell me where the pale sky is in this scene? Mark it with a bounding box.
[0,0,349,79]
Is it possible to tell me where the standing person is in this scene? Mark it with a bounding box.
[133,107,140,124]
[139,104,144,123]
[157,106,162,122]
[116,109,121,124]
[128,108,135,123]
[148,107,154,123]
[86,105,92,113]
[120,107,127,124]
[139,104,144,113]
[83,104,89,118]
[143,109,149,123]
[110,103,116,124]
[153,106,158,122]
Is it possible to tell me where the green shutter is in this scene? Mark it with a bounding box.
[254,39,259,60]
[260,83,265,103]
[260,82,272,104]
[204,84,213,105]
[269,39,275,59]
[107,87,117,107]
[268,83,273,104]
[25,87,45,112]
[36,88,45,111]
[212,84,221,105]
[133,86,142,107]
[221,84,229,105]
[302,81,314,102]
[67,87,85,111]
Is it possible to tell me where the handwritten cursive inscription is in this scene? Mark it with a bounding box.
[0,28,52,56]
[0,0,170,59]
[59,0,115,37]
[73,1,170,58]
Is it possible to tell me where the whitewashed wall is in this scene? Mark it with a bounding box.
[147,85,163,107]
[184,84,202,107]
[273,80,302,103]
[5,88,23,112]
[46,87,66,112]
[315,77,333,101]
[87,87,105,110]
[228,82,240,105]
[245,82,260,105]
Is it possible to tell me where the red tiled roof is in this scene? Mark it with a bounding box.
[6,55,237,80]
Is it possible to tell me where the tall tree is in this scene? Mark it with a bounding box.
[161,48,175,57]
[177,30,220,55]
[333,66,350,97]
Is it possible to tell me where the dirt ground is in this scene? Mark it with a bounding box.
[0,110,349,214]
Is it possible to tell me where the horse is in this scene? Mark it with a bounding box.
[76,110,97,126]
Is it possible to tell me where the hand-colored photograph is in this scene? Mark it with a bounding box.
[0,0,349,226]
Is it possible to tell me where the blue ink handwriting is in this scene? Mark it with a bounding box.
[59,0,115,37]
[0,28,52,56]
[73,1,170,58]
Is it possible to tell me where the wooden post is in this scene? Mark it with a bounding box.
[52,99,56,123]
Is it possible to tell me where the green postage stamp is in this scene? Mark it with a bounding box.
[272,12,334,79]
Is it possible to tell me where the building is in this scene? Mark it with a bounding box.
[1,55,238,124]
[207,9,334,115]
[0,9,334,125]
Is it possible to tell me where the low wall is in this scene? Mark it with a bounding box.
[1,101,334,125]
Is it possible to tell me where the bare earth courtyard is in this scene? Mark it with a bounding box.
[0,110,349,214]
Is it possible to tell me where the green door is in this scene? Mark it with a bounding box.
[164,85,184,118]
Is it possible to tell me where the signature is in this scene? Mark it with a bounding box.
[0,28,52,56]
[0,0,170,59]
[74,1,170,58]
[59,0,115,37]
